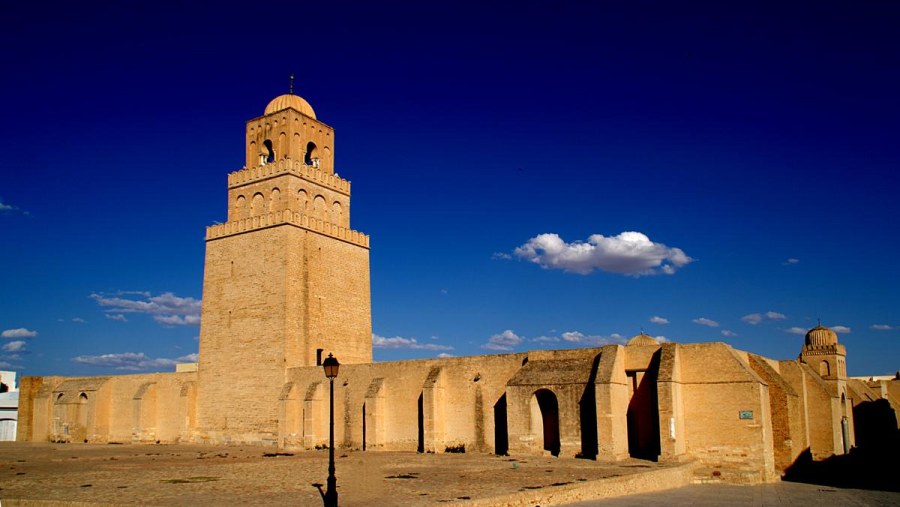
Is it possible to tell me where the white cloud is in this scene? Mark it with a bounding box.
[372,333,453,351]
[72,317,86,323]
[491,252,513,260]
[531,331,625,347]
[71,352,198,372]
[105,314,128,322]
[91,291,201,326]
[871,324,894,331]
[783,258,800,265]
[512,232,692,276]
[693,317,719,327]
[649,316,669,325]
[785,327,808,335]
[721,330,738,337]
[483,330,523,351]
[0,361,12,368]
[742,311,786,325]
[437,353,455,358]
[2,340,26,352]
[1,328,38,338]
[656,336,669,343]
[832,325,851,334]
[742,313,763,325]
[155,314,201,325]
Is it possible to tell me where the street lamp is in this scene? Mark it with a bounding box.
[322,353,340,507]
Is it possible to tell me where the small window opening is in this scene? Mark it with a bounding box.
[0,382,8,393]
[316,348,324,366]
[79,392,88,401]
[263,139,276,164]
[305,141,318,167]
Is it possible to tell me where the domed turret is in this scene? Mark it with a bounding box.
[626,332,660,346]
[805,324,838,347]
[264,94,316,118]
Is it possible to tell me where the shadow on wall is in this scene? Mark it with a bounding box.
[783,400,900,492]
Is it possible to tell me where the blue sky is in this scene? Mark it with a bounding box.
[1,2,898,377]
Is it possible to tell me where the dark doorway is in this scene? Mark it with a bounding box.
[533,389,561,456]
[362,402,367,451]
[417,393,424,453]
[493,393,508,455]
[626,352,661,460]
[579,354,601,459]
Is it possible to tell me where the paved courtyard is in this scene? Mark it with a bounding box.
[563,481,900,506]
[0,442,685,506]
[2,443,898,506]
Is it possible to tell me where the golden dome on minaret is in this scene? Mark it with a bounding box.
[804,324,838,347]
[264,93,316,119]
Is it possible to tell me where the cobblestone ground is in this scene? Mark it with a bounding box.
[0,442,677,506]
[562,482,900,507]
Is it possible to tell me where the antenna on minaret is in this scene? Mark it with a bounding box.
[289,74,295,95]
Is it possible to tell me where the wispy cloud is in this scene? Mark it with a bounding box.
[782,258,800,266]
[785,327,808,335]
[1,340,26,352]
[91,291,201,326]
[437,353,454,358]
[372,333,453,351]
[693,317,719,328]
[71,352,198,372]
[742,311,786,325]
[871,324,894,331]
[72,317,86,323]
[483,330,524,351]
[0,198,29,216]
[1,328,38,338]
[721,330,738,337]
[832,325,851,334]
[491,252,513,260]
[105,314,128,322]
[511,232,692,276]
[531,331,625,347]
[649,316,669,325]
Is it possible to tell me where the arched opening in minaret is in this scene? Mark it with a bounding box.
[305,141,318,167]
[263,139,275,164]
[819,360,831,377]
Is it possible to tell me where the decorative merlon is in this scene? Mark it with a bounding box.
[206,209,369,248]
[228,159,351,195]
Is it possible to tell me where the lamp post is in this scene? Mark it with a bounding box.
[322,353,340,507]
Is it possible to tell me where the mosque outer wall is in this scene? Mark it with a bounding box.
[16,339,887,484]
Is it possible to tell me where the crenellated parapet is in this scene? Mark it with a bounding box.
[206,209,369,248]
[228,159,351,196]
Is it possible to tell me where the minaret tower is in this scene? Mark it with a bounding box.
[800,324,847,381]
[800,323,854,453]
[195,90,372,442]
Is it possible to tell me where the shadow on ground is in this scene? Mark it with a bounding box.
[783,419,900,492]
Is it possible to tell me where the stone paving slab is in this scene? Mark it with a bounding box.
[562,482,900,507]
[0,442,691,506]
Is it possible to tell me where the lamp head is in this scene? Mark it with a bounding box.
[322,353,340,379]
